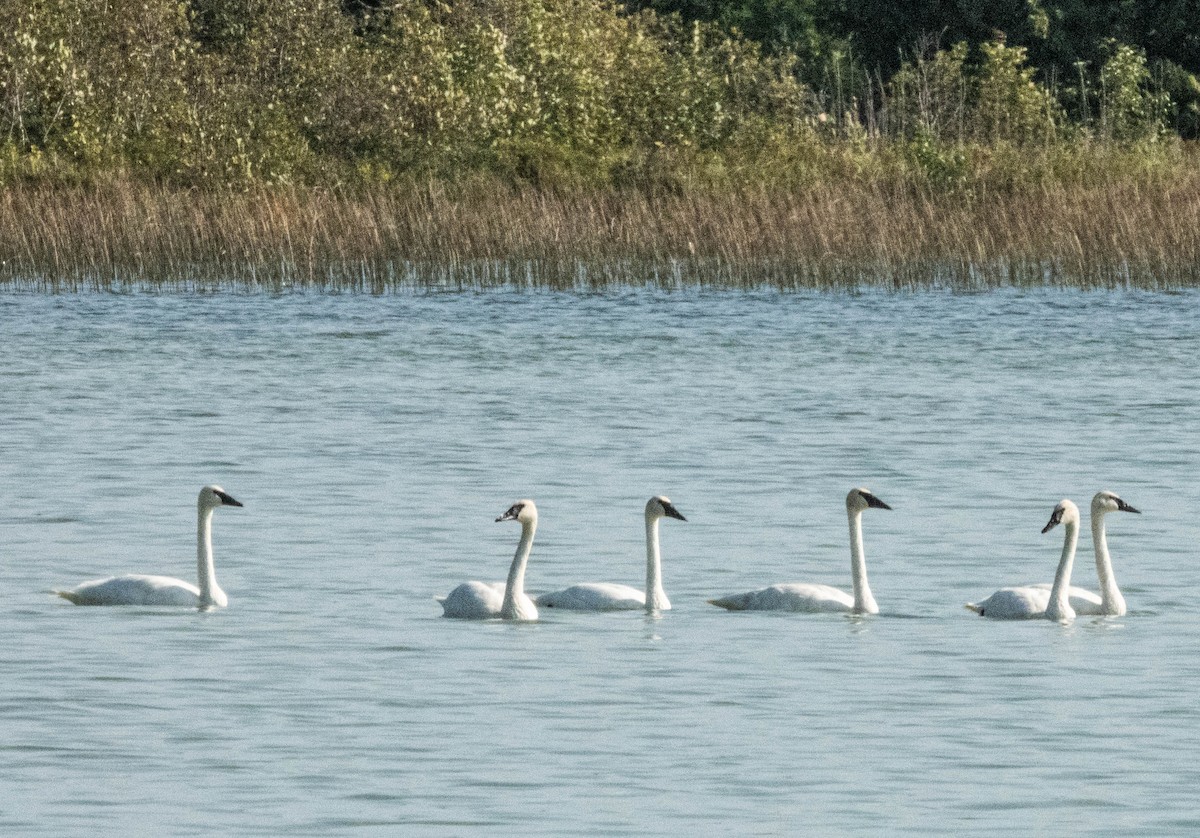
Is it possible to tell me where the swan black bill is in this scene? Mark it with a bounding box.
[496,503,523,522]
[661,500,687,521]
[215,490,243,507]
[1117,498,1141,514]
[861,491,891,510]
[1042,507,1064,533]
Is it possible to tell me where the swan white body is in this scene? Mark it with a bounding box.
[441,500,539,621]
[966,499,1080,621]
[536,496,686,612]
[709,488,891,614]
[55,485,243,608]
[1027,491,1138,616]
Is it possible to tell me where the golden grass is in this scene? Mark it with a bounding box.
[2,169,1199,290]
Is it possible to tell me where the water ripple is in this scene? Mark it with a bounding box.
[2,288,1199,835]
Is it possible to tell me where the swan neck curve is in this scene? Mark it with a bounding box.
[196,502,226,608]
[1091,510,1126,615]
[1046,517,1079,621]
[848,508,877,614]
[501,517,537,618]
[644,513,670,612]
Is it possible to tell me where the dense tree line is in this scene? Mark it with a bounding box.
[0,0,1189,187]
[633,0,1200,136]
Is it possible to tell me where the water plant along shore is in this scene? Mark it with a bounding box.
[2,0,1198,289]
[3,158,1198,291]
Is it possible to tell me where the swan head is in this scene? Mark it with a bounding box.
[1041,499,1080,533]
[1092,490,1140,516]
[846,487,891,513]
[496,499,537,525]
[199,485,243,510]
[646,495,687,522]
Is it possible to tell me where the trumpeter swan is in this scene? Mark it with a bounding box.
[535,496,686,612]
[708,488,891,614]
[1028,490,1139,616]
[440,500,539,621]
[54,485,243,608]
[965,499,1080,621]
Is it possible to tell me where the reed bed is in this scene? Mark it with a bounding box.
[2,173,1199,291]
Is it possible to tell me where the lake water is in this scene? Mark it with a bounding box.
[2,287,1199,835]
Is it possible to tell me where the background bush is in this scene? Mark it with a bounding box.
[0,0,1192,188]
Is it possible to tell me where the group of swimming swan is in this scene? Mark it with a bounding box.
[438,495,687,620]
[437,487,1138,623]
[964,491,1139,620]
[50,485,1139,623]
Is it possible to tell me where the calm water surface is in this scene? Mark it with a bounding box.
[2,288,1199,835]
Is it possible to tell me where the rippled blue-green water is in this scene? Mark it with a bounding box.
[2,288,1199,835]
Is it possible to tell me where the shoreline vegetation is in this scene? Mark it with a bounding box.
[4,162,1199,291]
[2,0,1200,290]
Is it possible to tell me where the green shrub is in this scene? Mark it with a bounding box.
[972,39,1061,145]
[1097,40,1170,143]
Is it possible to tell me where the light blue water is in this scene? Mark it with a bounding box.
[2,288,1199,835]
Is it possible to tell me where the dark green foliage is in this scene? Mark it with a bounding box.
[0,0,1191,188]
[646,0,1200,136]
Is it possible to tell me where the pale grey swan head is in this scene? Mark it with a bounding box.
[200,485,243,510]
[1092,490,1140,516]
[496,499,537,525]
[846,487,891,513]
[1041,498,1080,533]
[646,495,687,521]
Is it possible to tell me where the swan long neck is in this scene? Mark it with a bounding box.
[1091,511,1126,615]
[502,518,537,613]
[1046,517,1079,621]
[196,503,224,608]
[848,508,877,614]
[644,513,670,612]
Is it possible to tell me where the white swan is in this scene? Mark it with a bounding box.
[54,485,243,608]
[965,499,1080,621]
[535,496,686,612]
[708,488,891,614]
[440,500,539,621]
[1027,490,1139,616]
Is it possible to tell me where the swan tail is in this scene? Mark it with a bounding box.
[963,602,983,614]
[53,590,83,605]
[707,598,742,611]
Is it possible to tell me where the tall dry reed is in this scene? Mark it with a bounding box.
[2,173,1199,291]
